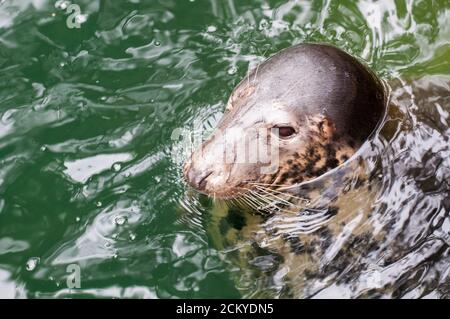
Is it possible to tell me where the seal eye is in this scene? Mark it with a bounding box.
[275,126,296,138]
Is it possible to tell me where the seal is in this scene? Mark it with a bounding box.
[180,44,450,298]
[183,43,386,199]
[181,43,387,298]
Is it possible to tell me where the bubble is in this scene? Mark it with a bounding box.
[59,62,65,67]
[129,233,136,241]
[207,25,217,32]
[96,201,102,207]
[75,216,80,222]
[26,257,40,271]
[114,215,126,226]
[112,163,122,172]
[154,41,161,46]
[100,96,107,101]
[227,66,237,75]
[40,145,47,152]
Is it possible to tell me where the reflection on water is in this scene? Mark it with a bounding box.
[0,0,448,298]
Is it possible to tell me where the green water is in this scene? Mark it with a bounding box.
[0,0,448,298]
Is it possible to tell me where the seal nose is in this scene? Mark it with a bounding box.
[185,166,213,191]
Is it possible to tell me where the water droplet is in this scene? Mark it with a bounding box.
[40,145,47,152]
[26,257,40,271]
[75,216,80,222]
[114,215,126,226]
[149,99,155,103]
[75,14,88,24]
[59,62,65,67]
[100,96,107,101]
[259,19,269,30]
[227,66,237,75]
[207,25,217,32]
[51,12,56,17]
[55,0,70,10]
[154,41,161,46]
[112,163,121,172]
[112,253,118,259]
[96,201,102,207]
[129,233,136,241]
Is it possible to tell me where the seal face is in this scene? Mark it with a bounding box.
[183,43,386,199]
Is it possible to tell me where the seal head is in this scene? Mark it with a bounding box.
[183,43,385,199]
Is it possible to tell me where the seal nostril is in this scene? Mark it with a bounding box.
[197,171,212,190]
[185,166,213,191]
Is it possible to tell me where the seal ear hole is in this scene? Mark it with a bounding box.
[318,118,334,139]
[274,126,296,138]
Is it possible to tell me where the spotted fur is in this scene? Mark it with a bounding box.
[259,116,358,187]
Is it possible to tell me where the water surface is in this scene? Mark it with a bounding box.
[0,0,449,298]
